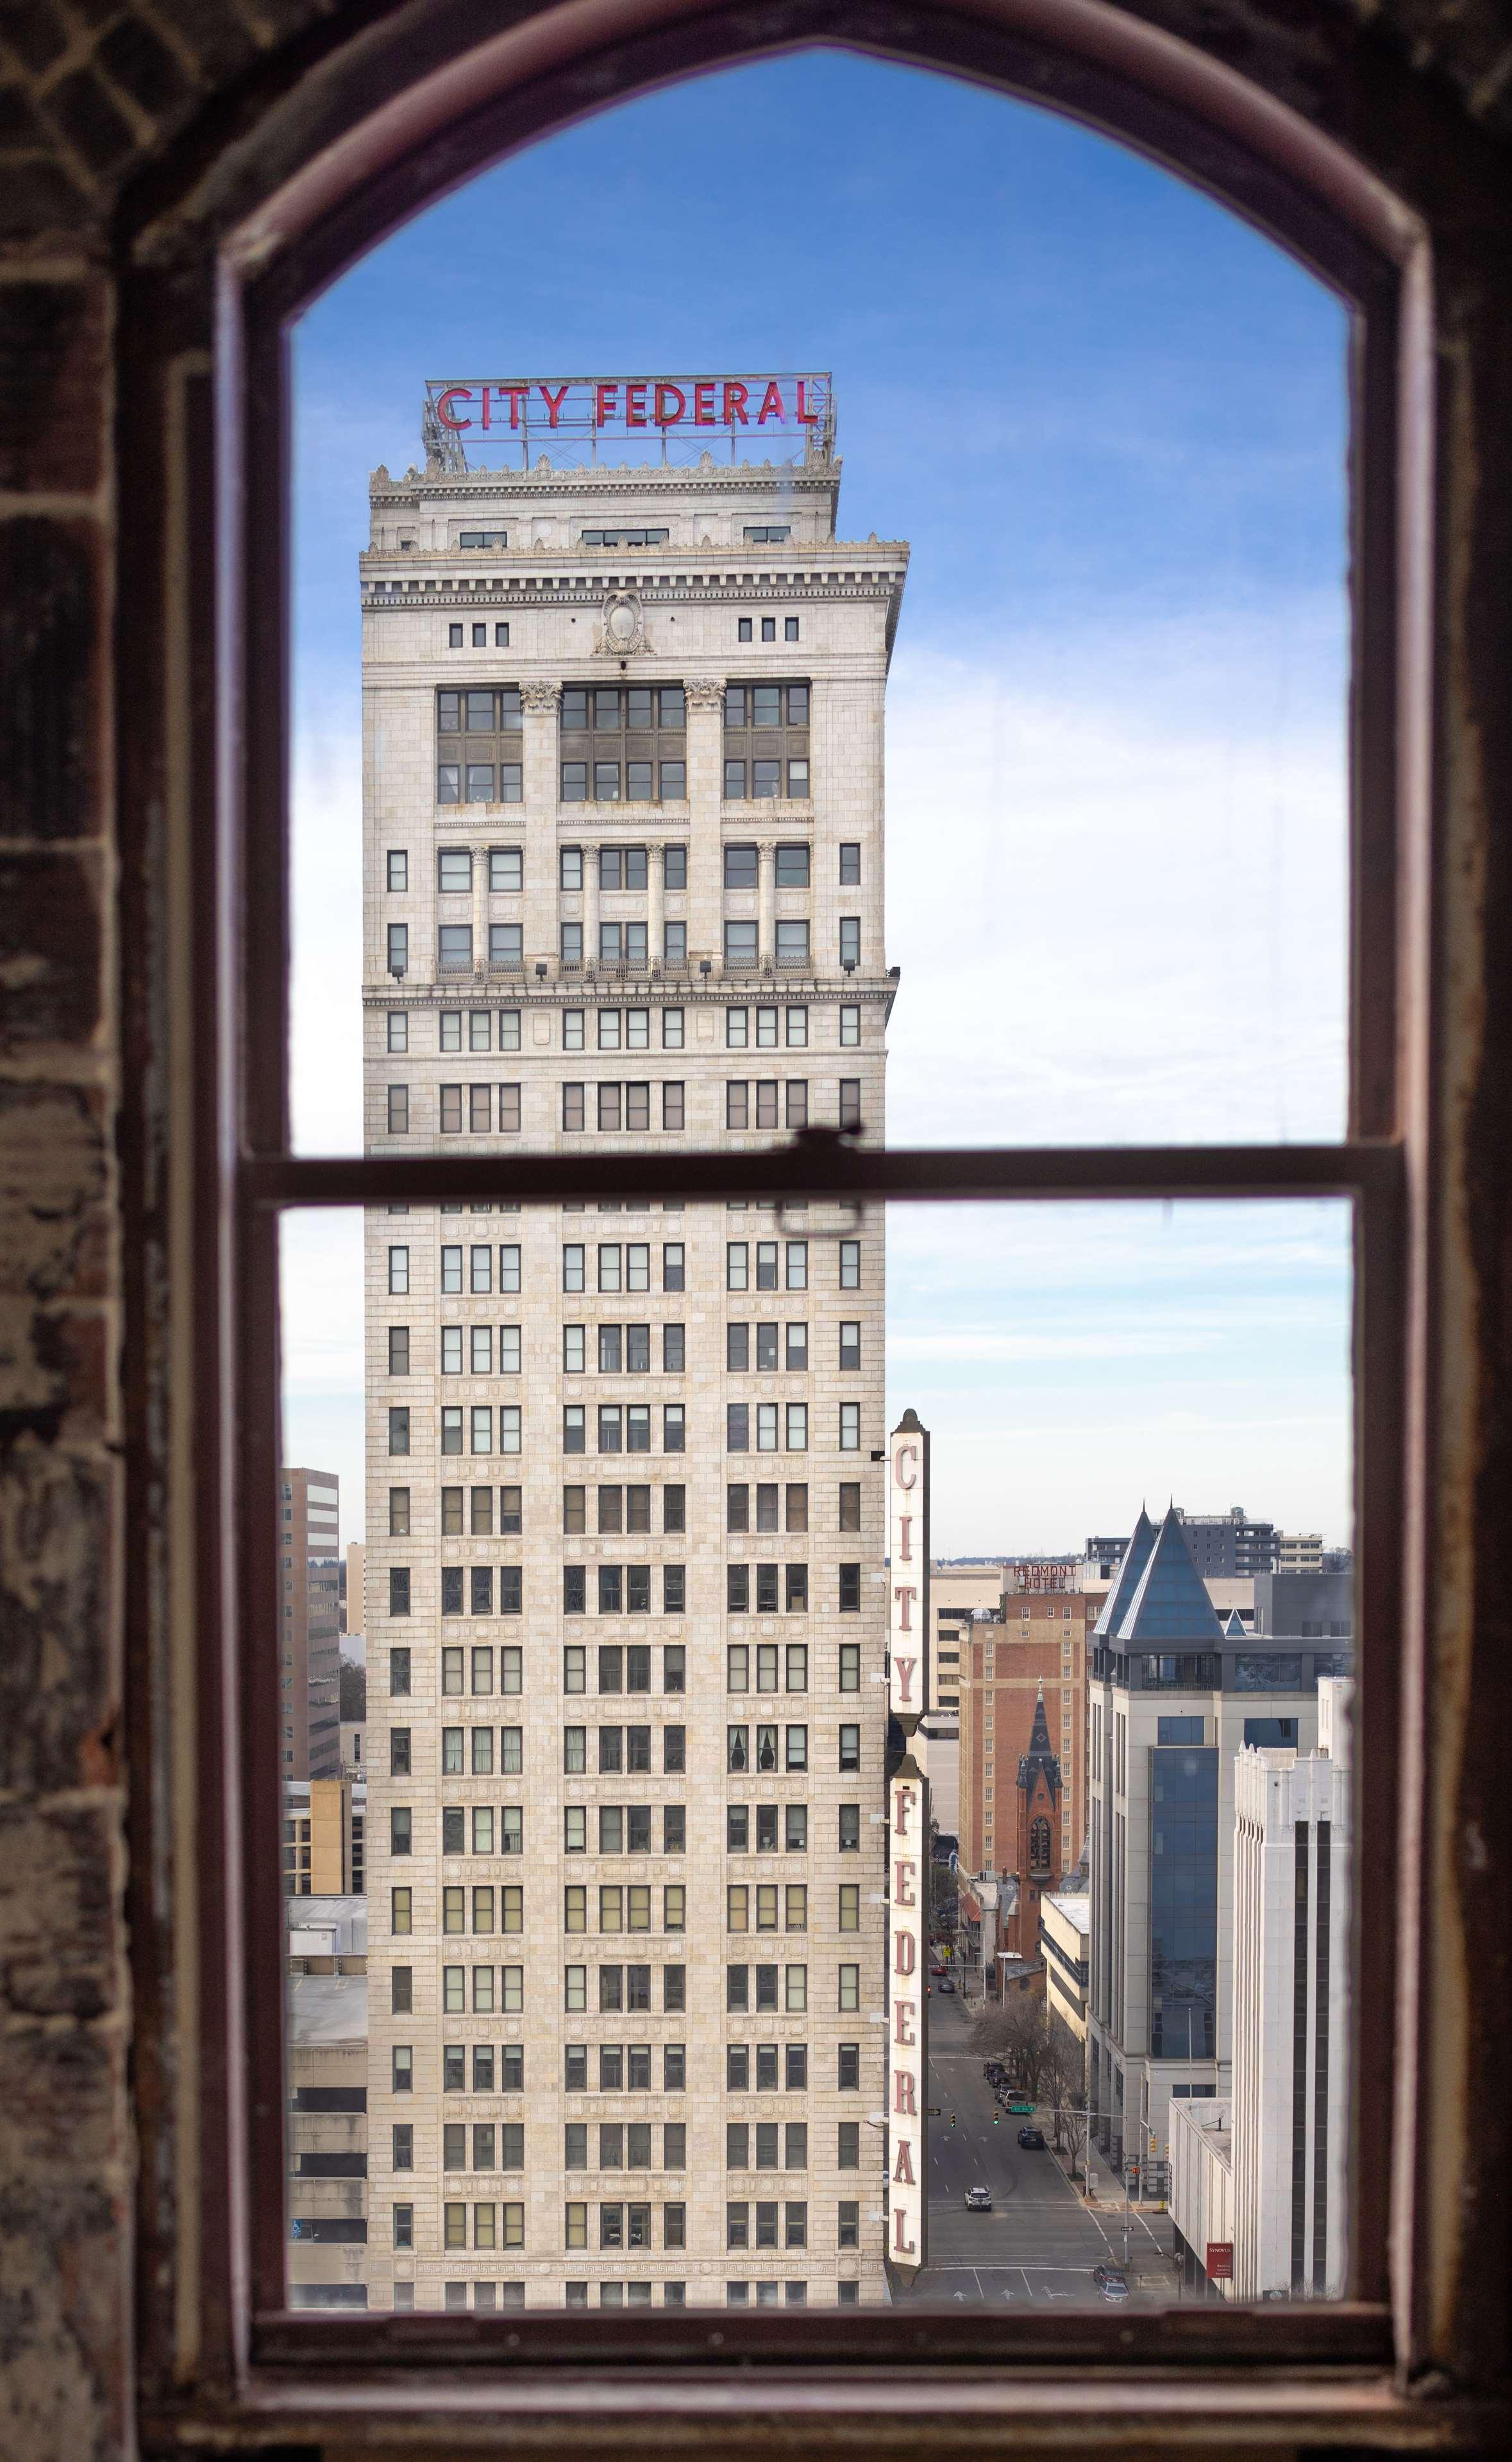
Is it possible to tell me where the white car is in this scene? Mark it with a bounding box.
[964,2186,993,2212]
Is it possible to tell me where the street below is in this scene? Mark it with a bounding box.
[905,1985,1175,2306]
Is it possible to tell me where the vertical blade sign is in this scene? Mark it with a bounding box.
[887,1408,930,2284]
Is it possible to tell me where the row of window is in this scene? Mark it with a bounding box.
[383,1959,871,2027]
[427,1486,809,1546]
[423,1399,859,1467]
[385,1236,861,1295]
[383,2283,855,2314]
[383,1002,864,1054]
[396,1640,864,1698]
[435,681,812,730]
[388,921,864,974]
[388,1074,858,1137]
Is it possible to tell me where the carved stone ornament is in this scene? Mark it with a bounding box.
[598,591,647,657]
[682,676,725,712]
[520,680,561,712]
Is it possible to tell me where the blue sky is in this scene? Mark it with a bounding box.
[284,49,1352,1559]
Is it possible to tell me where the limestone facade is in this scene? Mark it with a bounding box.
[357,450,906,2309]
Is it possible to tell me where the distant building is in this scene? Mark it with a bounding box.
[958,1576,1093,1882]
[1251,1569,1352,1639]
[1169,2096,1236,2300]
[1039,1891,1091,2042]
[1173,1506,1279,1579]
[921,1562,1004,1842]
[345,1539,365,1640]
[1229,1678,1352,2299]
[1086,1508,1352,2175]
[1275,1531,1325,1573]
[280,1467,342,1779]
[283,1776,364,1896]
[288,1959,369,2310]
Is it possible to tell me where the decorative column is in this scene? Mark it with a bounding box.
[757,838,777,973]
[583,841,600,974]
[472,839,488,981]
[682,676,725,973]
[649,841,666,973]
[520,681,560,975]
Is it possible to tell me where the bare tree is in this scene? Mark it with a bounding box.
[1039,2021,1089,2174]
[930,1860,959,1935]
[968,1993,1053,2097]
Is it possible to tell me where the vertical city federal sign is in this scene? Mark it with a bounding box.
[887,1410,930,2284]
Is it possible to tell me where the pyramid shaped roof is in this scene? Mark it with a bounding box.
[1223,1607,1248,1637]
[1094,1508,1156,1639]
[1113,1505,1223,1646]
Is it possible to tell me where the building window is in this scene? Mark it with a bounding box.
[723,682,810,799]
[560,684,685,803]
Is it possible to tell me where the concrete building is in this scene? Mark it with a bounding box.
[1086,1508,1352,2177]
[919,1562,1004,1842]
[288,1928,370,2312]
[1275,1532,1325,1574]
[958,1571,1093,1884]
[1169,2095,1236,2301]
[346,1539,367,1640]
[283,1776,365,1896]
[1227,1678,1352,2300]
[1173,1506,1279,1580]
[280,1467,343,1780]
[1039,1891,1091,2043]
[360,394,901,2309]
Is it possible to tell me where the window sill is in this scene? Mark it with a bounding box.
[146,2306,1512,2456]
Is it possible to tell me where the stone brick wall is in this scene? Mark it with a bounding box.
[0,3,1509,2455]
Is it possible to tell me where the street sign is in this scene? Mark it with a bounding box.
[927,2105,941,2116]
[1206,2242,1234,2281]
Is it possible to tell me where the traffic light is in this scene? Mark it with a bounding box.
[993,2112,1000,2127]
[950,2112,957,2127]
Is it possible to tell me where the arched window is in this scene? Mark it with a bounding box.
[96,0,1508,2446]
[1030,1817,1053,1874]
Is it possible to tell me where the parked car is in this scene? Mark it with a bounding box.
[982,2063,1005,2084]
[964,2186,993,2212]
[1093,2264,1130,2302]
[937,1977,956,1994]
[1017,2126,1046,2150]
[1006,2095,1034,2115]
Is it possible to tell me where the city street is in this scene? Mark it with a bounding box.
[908,1985,1175,2306]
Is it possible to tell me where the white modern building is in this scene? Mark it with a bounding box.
[358,380,903,2311]
[1086,1508,1352,2177]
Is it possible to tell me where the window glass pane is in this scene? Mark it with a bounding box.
[283,44,1357,2323]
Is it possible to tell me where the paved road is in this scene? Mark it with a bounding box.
[909,1986,1175,2306]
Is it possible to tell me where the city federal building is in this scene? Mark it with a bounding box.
[360,377,907,2309]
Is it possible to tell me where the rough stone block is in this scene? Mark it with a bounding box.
[0,1440,116,1796]
[0,1799,121,2022]
[0,1081,110,1301]
[0,847,102,1052]
[0,518,103,844]
[0,277,108,496]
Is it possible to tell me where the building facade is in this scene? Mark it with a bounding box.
[358,404,903,2311]
[280,1467,344,1780]
[1229,1680,1352,2300]
[1086,1508,1352,2177]
[957,1572,1092,1884]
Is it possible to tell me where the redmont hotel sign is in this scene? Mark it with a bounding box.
[423,373,832,464]
[887,1409,930,2284]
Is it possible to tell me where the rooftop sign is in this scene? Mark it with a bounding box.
[422,373,834,471]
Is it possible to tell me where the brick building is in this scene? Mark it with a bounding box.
[957,1569,1092,1884]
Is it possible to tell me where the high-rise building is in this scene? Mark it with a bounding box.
[280,1467,344,1779]
[1086,1509,1353,2176]
[1168,1676,1352,2302]
[359,387,903,2311]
